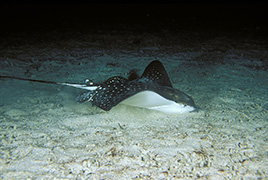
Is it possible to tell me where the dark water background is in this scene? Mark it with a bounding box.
[1,4,267,36]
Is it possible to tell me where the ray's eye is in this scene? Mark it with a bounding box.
[85,79,94,85]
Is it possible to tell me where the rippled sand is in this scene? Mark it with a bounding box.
[0,31,267,179]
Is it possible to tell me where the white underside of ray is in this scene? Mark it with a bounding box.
[120,90,195,114]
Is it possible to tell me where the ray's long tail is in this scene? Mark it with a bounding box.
[0,75,99,90]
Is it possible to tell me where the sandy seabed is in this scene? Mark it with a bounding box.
[0,32,267,179]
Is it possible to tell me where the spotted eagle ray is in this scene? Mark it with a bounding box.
[0,60,196,113]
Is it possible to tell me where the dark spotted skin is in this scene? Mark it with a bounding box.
[76,60,195,111]
[90,76,144,110]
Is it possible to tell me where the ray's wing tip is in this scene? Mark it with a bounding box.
[150,59,161,63]
[141,60,173,87]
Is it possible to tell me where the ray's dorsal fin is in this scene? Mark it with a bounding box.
[141,60,173,87]
[128,69,139,81]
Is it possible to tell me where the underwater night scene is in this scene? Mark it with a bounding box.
[0,3,267,179]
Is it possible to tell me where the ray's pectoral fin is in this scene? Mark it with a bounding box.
[77,76,133,111]
[141,60,173,87]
